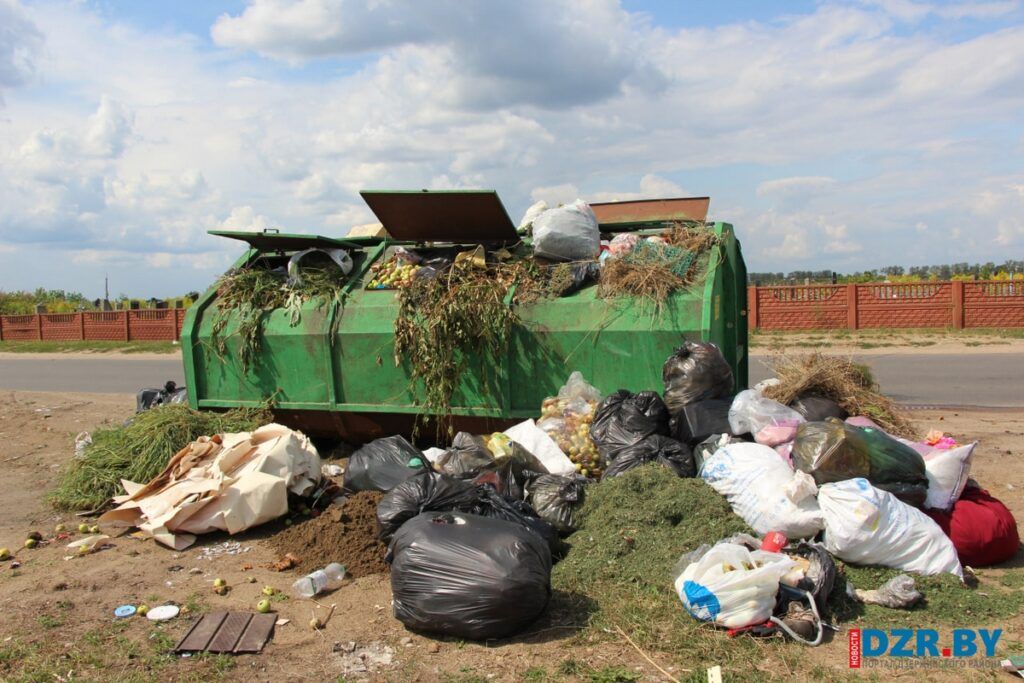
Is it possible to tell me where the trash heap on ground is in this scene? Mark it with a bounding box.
[40,197,1018,650]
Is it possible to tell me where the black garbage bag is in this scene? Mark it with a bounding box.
[789,395,848,422]
[136,381,188,412]
[782,542,836,611]
[473,486,561,553]
[469,440,547,500]
[376,472,480,540]
[436,432,494,477]
[662,341,734,413]
[670,398,733,446]
[388,512,552,640]
[524,473,586,534]
[601,434,695,479]
[589,390,669,464]
[344,435,428,493]
[792,419,928,507]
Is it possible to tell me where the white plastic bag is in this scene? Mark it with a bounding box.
[518,200,548,230]
[923,442,975,511]
[818,478,962,577]
[532,199,600,261]
[728,390,805,446]
[503,419,576,476]
[674,542,796,628]
[700,442,824,539]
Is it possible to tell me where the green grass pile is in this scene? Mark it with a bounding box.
[48,404,269,511]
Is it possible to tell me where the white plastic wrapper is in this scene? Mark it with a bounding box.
[531,199,600,261]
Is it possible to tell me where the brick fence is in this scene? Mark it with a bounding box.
[748,281,1024,331]
[0,309,187,342]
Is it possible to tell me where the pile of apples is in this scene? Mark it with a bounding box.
[538,398,603,478]
[367,259,421,289]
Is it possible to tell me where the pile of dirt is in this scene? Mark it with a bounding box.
[270,491,389,578]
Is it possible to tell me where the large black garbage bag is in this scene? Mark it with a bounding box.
[783,542,836,611]
[670,398,733,446]
[344,436,428,493]
[789,395,848,422]
[436,432,493,477]
[662,341,734,413]
[792,419,928,507]
[376,472,480,540]
[388,512,552,640]
[589,390,669,464]
[601,435,695,479]
[524,473,586,534]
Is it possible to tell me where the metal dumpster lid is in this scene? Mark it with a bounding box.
[589,197,710,226]
[359,190,518,244]
[208,229,365,251]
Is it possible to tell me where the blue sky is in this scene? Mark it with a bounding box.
[0,0,1022,298]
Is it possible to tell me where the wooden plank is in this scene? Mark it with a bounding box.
[207,612,253,653]
[175,612,228,653]
[233,613,276,653]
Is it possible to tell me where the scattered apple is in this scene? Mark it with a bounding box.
[213,578,226,588]
[0,548,10,560]
[309,617,324,630]
[247,576,257,584]
[137,604,149,616]
[77,545,91,555]
[256,599,271,614]
[54,523,66,533]
[78,523,89,533]
[89,525,100,534]
[261,586,275,597]
[24,538,37,549]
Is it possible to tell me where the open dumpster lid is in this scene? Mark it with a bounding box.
[359,190,518,244]
[590,197,710,226]
[208,229,365,251]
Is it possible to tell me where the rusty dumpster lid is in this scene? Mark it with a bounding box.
[589,197,710,227]
[359,189,518,244]
[208,229,365,251]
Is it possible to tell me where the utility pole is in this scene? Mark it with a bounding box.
[104,274,109,303]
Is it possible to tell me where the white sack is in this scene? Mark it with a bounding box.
[923,442,976,511]
[518,200,549,230]
[819,478,962,577]
[700,442,824,539]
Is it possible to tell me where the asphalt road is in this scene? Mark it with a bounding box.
[0,352,1022,408]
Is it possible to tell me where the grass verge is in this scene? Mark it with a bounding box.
[0,340,180,354]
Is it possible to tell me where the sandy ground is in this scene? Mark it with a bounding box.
[0,391,1021,682]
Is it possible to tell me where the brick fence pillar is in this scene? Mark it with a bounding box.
[952,280,965,329]
[79,312,86,340]
[847,283,859,329]
[747,286,759,331]
[36,314,43,340]
[123,311,130,341]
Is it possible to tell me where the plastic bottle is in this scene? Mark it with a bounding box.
[291,563,347,598]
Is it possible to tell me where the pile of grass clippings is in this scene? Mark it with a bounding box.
[763,351,917,438]
[552,466,766,664]
[663,221,718,253]
[48,404,269,512]
[394,260,524,434]
[210,264,345,371]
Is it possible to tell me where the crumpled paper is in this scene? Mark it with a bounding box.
[100,424,321,550]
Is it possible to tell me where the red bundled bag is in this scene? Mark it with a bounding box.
[925,485,1020,567]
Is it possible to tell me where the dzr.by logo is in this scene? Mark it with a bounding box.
[849,627,1001,667]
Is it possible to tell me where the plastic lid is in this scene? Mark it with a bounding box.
[359,190,518,244]
[114,605,136,618]
[146,605,180,621]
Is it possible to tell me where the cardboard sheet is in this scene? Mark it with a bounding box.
[100,424,321,550]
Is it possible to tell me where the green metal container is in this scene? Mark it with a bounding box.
[181,191,748,440]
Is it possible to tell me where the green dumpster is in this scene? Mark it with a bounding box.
[181,190,748,440]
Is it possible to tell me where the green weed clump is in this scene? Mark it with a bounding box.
[48,404,269,511]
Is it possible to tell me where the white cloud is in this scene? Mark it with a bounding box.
[217,206,272,232]
[764,231,811,260]
[757,176,838,197]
